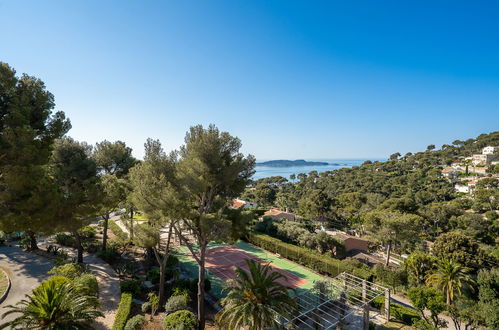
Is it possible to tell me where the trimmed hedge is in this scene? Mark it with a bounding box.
[112,292,133,330]
[247,232,372,279]
[370,296,420,326]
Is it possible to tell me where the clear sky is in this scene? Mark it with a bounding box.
[1,1,498,160]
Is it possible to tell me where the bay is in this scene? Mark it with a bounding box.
[253,158,384,180]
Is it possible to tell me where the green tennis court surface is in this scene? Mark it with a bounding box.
[174,240,325,299]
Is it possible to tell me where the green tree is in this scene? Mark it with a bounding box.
[365,210,421,265]
[403,251,437,286]
[407,286,446,328]
[129,138,177,305]
[98,174,126,250]
[50,138,102,263]
[0,62,71,250]
[93,140,136,250]
[93,140,136,178]
[476,268,499,329]
[432,231,488,269]
[426,259,475,305]
[173,125,255,329]
[216,259,296,330]
[252,183,276,207]
[0,278,102,329]
[297,189,333,222]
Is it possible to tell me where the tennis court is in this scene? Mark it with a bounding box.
[205,245,307,288]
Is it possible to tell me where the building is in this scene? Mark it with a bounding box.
[323,230,369,253]
[441,168,458,180]
[483,146,497,155]
[230,199,257,210]
[472,153,496,166]
[263,208,296,221]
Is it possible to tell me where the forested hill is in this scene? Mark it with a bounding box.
[241,131,499,240]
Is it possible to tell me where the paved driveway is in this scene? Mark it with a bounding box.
[0,245,54,325]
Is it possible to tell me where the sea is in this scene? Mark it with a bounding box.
[253,159,385,180]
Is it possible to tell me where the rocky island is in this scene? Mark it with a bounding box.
[256,159,330,167]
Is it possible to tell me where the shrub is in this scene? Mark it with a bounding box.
[46,275,71,287]
[55,233,76,247]
[163,310,197,330]
[391,303,420,325]
[83,242,100,253]
[97,248,119,264]
[247,233,372,278]
[78,226,97,239]
[112,292,133,330]
[164,294,190,313]
[124,315,146,330]
[109,220,129,241]
[120,280,142,296]
[190,278,211,295]
[18,236,31,250]
[49,263,85,280]
[74,273,99,297]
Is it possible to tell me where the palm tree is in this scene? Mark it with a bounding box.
[426,259,475,305]
[216,259,297,330]
[0,278,103,329]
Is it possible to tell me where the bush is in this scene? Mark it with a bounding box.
[124,315,146,330]
[97,248,119,264]
[112,293,133,330]
[120,280,142,296]
[164,294,190,313]
[55,233,76,247]
[18,236,31,250]
[109,220,129,241]
[78,226,97,239]
[46,275,71,287]
[163,310,197,330]
[247,233,372,278]
[83,242,100,253]
[190,278,211,295]
[391,303,420,325]
[74,273,99,297]
[49,263,85,280]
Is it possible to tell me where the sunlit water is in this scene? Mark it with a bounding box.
[253,159,384,180]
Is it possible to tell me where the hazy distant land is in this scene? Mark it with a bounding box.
[256,159,330,167]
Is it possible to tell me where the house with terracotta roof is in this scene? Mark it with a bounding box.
[230,199,257,210]
[263,208,296,221]
[322,230,369,253]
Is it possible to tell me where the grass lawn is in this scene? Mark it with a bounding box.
[0,268,9,298]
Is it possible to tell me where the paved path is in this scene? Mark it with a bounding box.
[38,240,120,330]
[0,245,54,325]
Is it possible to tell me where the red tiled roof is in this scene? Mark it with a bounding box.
[232,200,246,209]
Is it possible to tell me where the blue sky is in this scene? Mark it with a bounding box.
[1,1,498,159]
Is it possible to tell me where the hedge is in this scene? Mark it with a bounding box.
[247,232,372,279]
[370,296,420,326]
[112,293,133,330]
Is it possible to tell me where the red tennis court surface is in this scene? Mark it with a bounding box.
[204,245,308,289]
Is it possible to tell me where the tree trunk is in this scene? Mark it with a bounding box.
[129,207,134,241]
[385,241,392,266]
[74,232,84,263]
[197,242,207,330]
[27,230,38,250]
[102,214,109,251]
[154,226,173,307]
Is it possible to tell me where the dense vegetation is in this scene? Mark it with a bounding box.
[241,132,499,329]
[1,62,498,329]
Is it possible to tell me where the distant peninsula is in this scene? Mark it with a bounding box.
[256,159,330,167]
